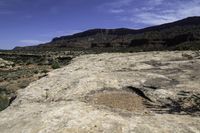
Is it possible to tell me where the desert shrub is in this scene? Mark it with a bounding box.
[17,80,30,88]
[51,61,60,69]
[194,51,200,57]
[41,69,49,73]
[182,53,193,60]
[26,59,34,65]
[33,69,39,74]
[11,63,16,67]
[0,95,9,111]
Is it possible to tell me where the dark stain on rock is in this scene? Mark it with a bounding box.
[125,86,153,102]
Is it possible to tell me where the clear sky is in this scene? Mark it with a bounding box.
[0,0,200,49]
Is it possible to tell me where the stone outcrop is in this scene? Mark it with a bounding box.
[0,51,200,132]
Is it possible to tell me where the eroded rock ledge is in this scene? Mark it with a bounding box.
[0,51,200,133]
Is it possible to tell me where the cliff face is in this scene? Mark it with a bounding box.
[14,17,200,51]
[0,51,200,133]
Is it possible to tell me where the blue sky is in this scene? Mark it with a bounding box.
[0,0,200,49]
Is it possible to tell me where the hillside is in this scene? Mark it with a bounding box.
[14,17,200,51]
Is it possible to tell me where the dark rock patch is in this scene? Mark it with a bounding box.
[145,91,200,116]
[143,60,170,67]
[124,86,153,102]
[143,78,179,89]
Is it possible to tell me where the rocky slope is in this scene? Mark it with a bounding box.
[14,17,200,51]
[0,51,200,133]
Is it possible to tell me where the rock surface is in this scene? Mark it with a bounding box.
[0,51,200,133]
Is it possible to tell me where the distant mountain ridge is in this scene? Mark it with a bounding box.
[14,16,200,51]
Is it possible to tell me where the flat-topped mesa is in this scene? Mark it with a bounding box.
[52,28,136,42]
[13,17,200,51]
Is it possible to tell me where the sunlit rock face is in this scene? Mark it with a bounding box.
[0,51,200,133]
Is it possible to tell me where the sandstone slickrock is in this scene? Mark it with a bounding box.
[0,51,200,133]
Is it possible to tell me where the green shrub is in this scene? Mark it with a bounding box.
[0,95,9,111]
[51,61,60,69]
